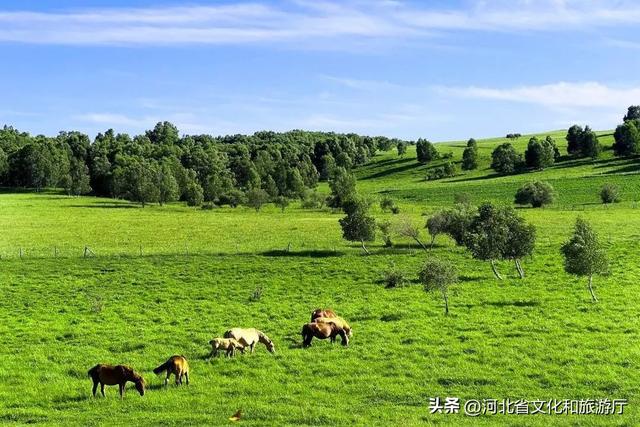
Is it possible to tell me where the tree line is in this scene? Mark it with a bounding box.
[0,122,411,207]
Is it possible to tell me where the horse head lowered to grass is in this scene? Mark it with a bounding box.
[88,364,145,398]
[223,328,275,354]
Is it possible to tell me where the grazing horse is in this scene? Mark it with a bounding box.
[310,308,337,323]
[301,322,349,347]
[153,355,190,386]
[314,316,352,339]
[208,338,244,358]
[88,364,145,397]
[223,328,275,354]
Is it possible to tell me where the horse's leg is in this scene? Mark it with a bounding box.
[92,380,98,397]
[185,372,189,385]
[119,383,124,398]
[164,372,170,387]
[100,383,105,397]
[250,342,255,353]
[176,373,181,386]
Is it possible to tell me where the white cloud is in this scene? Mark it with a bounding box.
[0,1,639,47]
[438,81,640,109]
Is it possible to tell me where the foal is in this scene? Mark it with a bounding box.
[153,355,190,386]
[301,322,349,347]
[88,364,145,397]
[208,338,244,358]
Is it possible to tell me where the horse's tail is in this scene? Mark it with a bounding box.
[153,360,171,375]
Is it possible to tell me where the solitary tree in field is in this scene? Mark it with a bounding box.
[465,203,535,280]
[245,187,269,212]
[561,218,608,302]
[396,141,407,157]
[419,258,458,315]
[461,138,478,170]
[339,197,376,254]
[600,184,620,204]
[396,216,428,250]
[514,180,556,208]
[274,195,289,212]
[613,120,640,156]
[426,211,448,248]
[416,139,438,164]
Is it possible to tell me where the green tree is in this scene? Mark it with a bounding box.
[580,128,601,159]
[184,180,204,207]
[623,105,640,122]
[416,138,438,163]
[491,143,523,174]
[560,218,609,302]
[327,167,357,208]
[419,258,457,315]
[396,141,407,157]
[157,162,179,206]
[613,120,640,156]
[339,197,376,254]
[113,159,160,207]
[64,157,92,196]
[514,181,556,208]
[525,137,555,169]
[245,187,269,212]
[461,144,478,170]
[426,211,448,248]
[274,195,289,212]
[566,125,583,156]
[465,203,534,280]
[377,220,393,247]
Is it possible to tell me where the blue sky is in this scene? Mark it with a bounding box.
[1,0,640,141]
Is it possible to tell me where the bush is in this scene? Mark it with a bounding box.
[426,162,457,180]
[218,189,245,207]
[378,220,393,247]
[390,206,400,214]
[600,184,620,204]
[301,189,325,209]
[380,196,396,213]
[381,264,406,288]
[514,181,555,208]
[453,192,472,206]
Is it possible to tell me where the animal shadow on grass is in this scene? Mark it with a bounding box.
[285,335,304,349]
[68,203,139,209]
[260,250,343,258]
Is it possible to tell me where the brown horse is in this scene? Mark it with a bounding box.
[301,322,349,347]
[88,364,145,397]
[153,355,190,386]
[310,308,337,323]
[208,338,244,358]
[314,316,352,338]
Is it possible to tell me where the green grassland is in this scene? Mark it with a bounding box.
[1,130,639,425]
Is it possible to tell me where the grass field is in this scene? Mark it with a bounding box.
[1,130,639,425]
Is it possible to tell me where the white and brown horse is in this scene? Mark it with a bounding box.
[223,328,275,354]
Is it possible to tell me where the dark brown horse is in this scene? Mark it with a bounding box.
[88,364,145,397]
[301,322,349,347]
[310,308,337,323]
[153,355,190,386]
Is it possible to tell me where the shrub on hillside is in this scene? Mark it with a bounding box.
[600,184,620,204]
[426,162,457,180]
[419,258,457,315]
[514,181,555,208]
[381,264,406,288]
